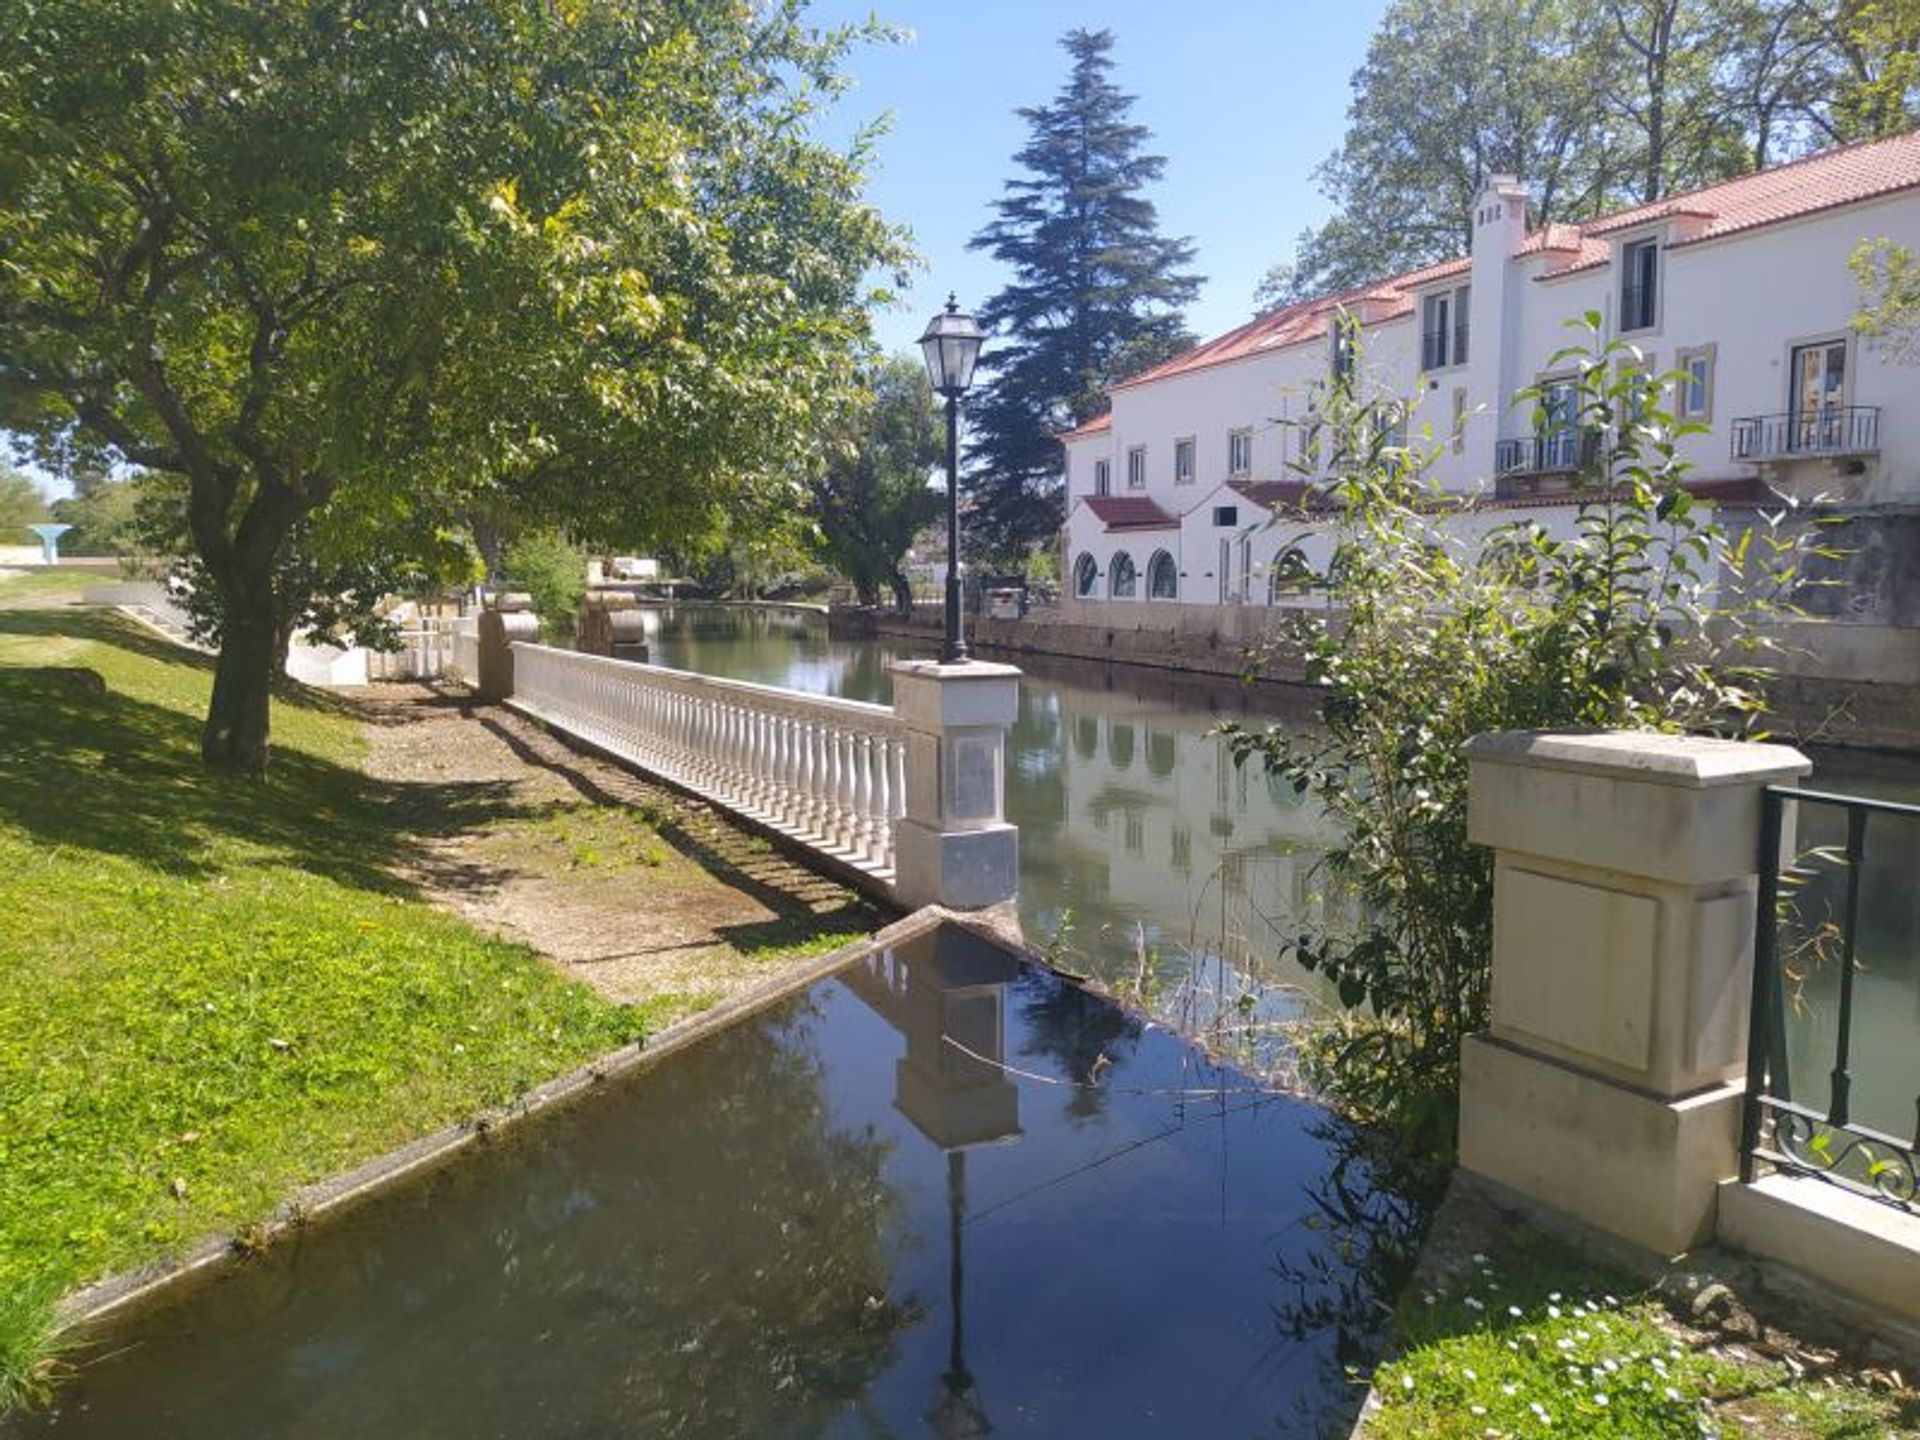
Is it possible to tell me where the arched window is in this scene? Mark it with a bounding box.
[1073,552,1099,598]
[1269,546,1314,603]
[1109,551,1137,599]
[1147,549,1178,601]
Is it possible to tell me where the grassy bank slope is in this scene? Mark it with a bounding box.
[0,606,657,1408]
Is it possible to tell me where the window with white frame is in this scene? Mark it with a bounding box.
[1421,285,1472,370]
[1073,552,1098,598]
[1126,446,1147,491]
[1109,550,1138,598]
[1451,386,1469,456]
[1227,428,1252,477]
[1675,344,1715,421]
[1621,237,1659,331]
[1093,458,1111,496]
[1147,549,1178,600]
[1174,436,1196,485]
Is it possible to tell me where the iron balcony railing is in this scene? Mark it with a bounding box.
[1494,429,1602,476]
[1742,786,1919,1215]
[1620,281,1656,331]
[1730,406,1881,462]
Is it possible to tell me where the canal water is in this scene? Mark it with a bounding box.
[10,925,1415,1439]
[645,605,1920,1147]
[646,605,1333,1051]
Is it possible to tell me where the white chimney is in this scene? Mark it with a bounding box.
[1462,174,1530,490]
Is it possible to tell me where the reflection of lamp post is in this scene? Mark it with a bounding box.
[930,1149,990,1440]
[839,930,1019,1439]
[918,295,984,666]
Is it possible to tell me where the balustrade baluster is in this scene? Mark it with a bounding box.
[851,734,875,863]
[871,737,892,871]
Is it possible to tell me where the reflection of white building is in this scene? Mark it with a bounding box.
[1058,132,1920,674]
[1038,685,1331,957]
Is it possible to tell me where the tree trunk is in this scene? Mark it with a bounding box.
[201,578,280,776]
[890,571,913,616]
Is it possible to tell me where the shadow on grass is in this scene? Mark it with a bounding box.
[0,612,528,895]
[0,611,889,952]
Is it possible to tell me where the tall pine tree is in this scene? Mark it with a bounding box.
[964,29,1201,564]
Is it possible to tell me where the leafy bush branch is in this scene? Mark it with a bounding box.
[1222,315,1833,1154]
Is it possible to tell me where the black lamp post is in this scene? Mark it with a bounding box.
[918,294,985,665]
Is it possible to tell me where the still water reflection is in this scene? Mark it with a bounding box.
[645,605,1920,1127]
[645,606,1332,1020]
[12,926,1406,1439]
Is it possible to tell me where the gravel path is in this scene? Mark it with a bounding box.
[354,682,885,1008]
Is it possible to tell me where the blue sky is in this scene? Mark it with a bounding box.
[806,0,1392,357]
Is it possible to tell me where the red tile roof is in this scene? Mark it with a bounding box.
[1085,496,1180,531]
[1543,130,1920,276]
[1113,256,1467,391]
[1059,412,1113,441]
[1111,130,1920,386]
[1228,479,1332,512]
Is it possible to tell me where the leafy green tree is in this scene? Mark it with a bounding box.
[48,472,148,557]
[0,0,904,772]
[1260,0,1918,301]
[1221,321,1823,1154]
[964,28,1201,563]
[1852,237,1920,362]
[1826,0,1920,139]
[500,529,586,642]
[1272,0,1626,298]
[808,354,942,611]
[0,469,48,540]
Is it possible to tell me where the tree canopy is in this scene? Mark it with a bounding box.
[0,0,906,770]
[0,470,49,540]
[807,354,942,611]
[964,28,1201,564]
[1257,0,1920,308]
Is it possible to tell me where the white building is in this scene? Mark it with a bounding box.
[1058,131,1920,675]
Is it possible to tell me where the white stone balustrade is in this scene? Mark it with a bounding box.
[507,643,910,886]
[449,617,480,687]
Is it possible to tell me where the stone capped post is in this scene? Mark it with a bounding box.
[1458,729,1811,1255]
[476,594,540,702]
[887,659,1021,911]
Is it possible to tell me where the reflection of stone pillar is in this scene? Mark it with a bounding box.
[888,660,1021,911]
[476,596,539,702]
[1458,730,1810,1255]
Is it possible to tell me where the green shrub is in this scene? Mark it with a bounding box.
[1224,315,1826,1155]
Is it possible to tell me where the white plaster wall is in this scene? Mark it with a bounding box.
[1061,182,1920,620]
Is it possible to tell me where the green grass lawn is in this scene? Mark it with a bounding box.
[1366,1227,1916,1438]
[0,601,668,1409]
[0,567,99,607]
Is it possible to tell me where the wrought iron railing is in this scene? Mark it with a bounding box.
[1494,429,1602,476]
[1620,281,1656,332]
[1741,785,1920,1214]
[1730,406,1880,461]
[1420,322,1471,371]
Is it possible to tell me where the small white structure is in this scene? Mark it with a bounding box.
[1058,131,1920,675]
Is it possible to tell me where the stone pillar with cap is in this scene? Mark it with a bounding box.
[1457,729,1812,1255]
[888,659,1021,912]
[476,593,540,702]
